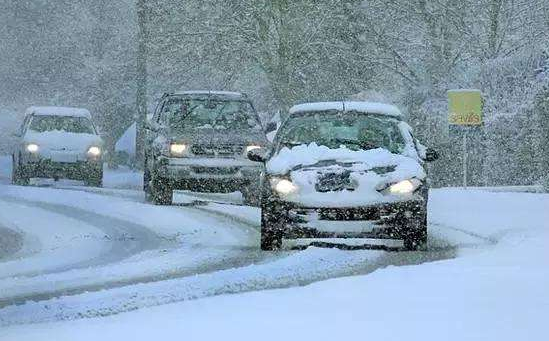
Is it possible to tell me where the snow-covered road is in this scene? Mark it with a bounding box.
[0,181,459,323]
[1,157,546,340]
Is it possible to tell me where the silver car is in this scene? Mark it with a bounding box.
[144,91,271,205]
[11,106,104,187]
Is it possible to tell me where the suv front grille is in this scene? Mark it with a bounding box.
[192,166,239,175]
[191,145,244,157]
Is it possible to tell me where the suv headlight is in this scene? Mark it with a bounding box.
[170,143,187,157]
[87,146,101,157]
[270,177,298,195]
[386,179,421,195]
[26,143,39,153]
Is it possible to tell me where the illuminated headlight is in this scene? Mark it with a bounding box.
[245,145,262,154]
[87,146,101,157]
[387,179,421,195]
[26,143,39,153]
[170,143,187,157]
[270,177,298,195]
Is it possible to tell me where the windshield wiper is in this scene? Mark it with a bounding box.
[332,138,378,150]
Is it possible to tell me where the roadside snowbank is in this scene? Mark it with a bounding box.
[1,188,547,340]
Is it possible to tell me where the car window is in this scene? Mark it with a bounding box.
[277,111,406,154]
[159,98,261,132]
[28,116,96,134]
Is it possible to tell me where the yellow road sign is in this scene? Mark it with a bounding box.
[448,89,483,126]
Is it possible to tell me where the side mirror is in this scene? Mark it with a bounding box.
[424,148,439,162]
[11,132,21,138]
[247,147,268,163]
[265,122,277,134]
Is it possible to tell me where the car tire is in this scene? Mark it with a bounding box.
[86,172,103,188]
[150,174,173,205]
[242,185,260,207]
[143,162,151,194]
[12,155,29,186]
[260,201,283,251]
[403,211,428,251]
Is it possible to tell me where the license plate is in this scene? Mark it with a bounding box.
[51,152,78,163]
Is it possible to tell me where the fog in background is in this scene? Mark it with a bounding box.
[1,0,548,186]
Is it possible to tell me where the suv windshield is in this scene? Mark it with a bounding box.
[276,111,406,154]
[160,98,261,132]
[29,115,96,134]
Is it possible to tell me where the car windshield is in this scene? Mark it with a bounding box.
[160,98,261,132]
[29,115,96,134]
[276,111,406,154]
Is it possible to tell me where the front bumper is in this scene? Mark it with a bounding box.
[156,156,263,191]
[269,199,426,240]
[21,158,102,180]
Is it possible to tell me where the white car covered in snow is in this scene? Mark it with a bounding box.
[247,101,438,250]
[11,106,104,187]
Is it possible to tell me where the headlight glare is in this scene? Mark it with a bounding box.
[170,143,187,156]
[87,146,101,157]
[26,143,39,153]
[270,178,298,195]
[388,179,421,194]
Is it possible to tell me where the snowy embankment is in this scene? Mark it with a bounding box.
[1,188,547,340]
[0,184,260,306]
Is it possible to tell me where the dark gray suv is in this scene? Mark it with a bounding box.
[144,91,269,205]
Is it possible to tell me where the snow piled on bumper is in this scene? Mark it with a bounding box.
[267,143,426,207]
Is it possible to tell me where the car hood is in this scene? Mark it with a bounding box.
[170,128,267,146]
[23,130,103,152]
[266,143,426,207]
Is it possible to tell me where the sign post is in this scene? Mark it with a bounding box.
[448,89,483,189]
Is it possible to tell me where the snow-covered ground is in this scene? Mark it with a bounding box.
[0,157,547,340]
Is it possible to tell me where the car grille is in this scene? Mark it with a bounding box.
[315,171,356,192]
[192,166,239,175]
[191,145,244,157]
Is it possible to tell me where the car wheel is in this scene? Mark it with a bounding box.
[12,155,29,186]
[403,211,428,251]
[86,171,103,188]
[143,162,151,194]
[150,174,173,205]
[242,185,260,207]
[260,201,283,251]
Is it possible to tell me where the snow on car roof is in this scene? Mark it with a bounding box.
[289,101,402,118]
[173,90,245,98]
[25,106,92,119]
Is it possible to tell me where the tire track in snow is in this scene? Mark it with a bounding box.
[1,195,163,275]
[0,243,457,326]
[0,192,271,309]
[0,224,24,261]
[0,185,465,326]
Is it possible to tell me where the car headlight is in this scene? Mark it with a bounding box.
[87,146,101,157]
[170,143,187,157]
[387,179,421,195]
[270,177,298,195]
[245,145,262,154]
[26,143,39,153]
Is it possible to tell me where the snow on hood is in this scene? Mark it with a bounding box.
[266,143,426,207]
[24,130,103,152]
